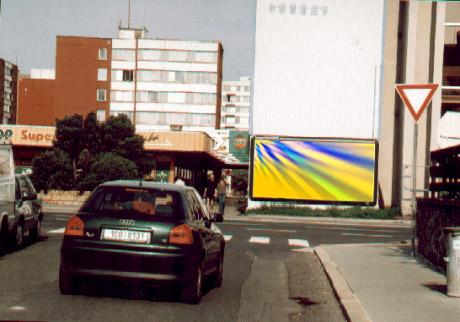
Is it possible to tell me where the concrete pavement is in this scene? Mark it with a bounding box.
[43,201,456,322]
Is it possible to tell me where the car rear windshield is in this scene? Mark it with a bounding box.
[80,186,183,218]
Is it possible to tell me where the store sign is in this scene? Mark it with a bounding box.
[229,131,249,154]
[0,125,56,147]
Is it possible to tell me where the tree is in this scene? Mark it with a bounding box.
[100,114,135,153]
[31,112,156,192]
[30,149,75,192]
[53,114,84,163]
[77,153,138,191]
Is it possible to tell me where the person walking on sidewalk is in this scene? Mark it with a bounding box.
[203,174,217,212]
[217,173,229,215]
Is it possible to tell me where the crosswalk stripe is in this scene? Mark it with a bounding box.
[288,239,310,247]
[249,236,270,244]
[48,228,65,234]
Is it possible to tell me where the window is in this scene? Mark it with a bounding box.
[123,70,134,82]
[96,110,106,122]
[244,86,250,92]
[98,68,107,81]
[290,3,296,15]
[175,71,185,82]
[97,89,106,102]
[148,91,158,102]
[99,48,107,60]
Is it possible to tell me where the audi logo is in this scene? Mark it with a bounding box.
[119,219,135,226]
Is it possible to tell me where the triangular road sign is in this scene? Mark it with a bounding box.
[395,84,439,122]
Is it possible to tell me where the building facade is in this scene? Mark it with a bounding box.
[1,59,18,124]
[221,76,251,131]
[17,69,55,125]
[110,27,223,133]
[251,0,448,215]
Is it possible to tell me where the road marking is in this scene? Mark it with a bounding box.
[323,227,397,233]
[48,228,65,234]
[9,306,26,311]
[247,228,296,233]
[288,239,310,247]
[342,233,393,238]
[224,235,232,241]
[249,236,270,244]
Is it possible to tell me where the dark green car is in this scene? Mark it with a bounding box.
[59,180,225,304]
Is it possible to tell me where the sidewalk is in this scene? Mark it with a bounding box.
[316,244,459,322]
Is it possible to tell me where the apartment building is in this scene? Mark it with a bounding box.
[111,27,223,132]
[1,59,18,124]
[221,76,251,131]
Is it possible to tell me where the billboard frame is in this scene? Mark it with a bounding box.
[249,135,379,206]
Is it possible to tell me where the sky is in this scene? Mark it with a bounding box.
[0,0,257,81]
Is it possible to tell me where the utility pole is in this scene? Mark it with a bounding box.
[128,0,131,28]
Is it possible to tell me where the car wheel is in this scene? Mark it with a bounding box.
[30,219,42,242]
[214,252,224,288]
[0,221,8,255]
[13,223,24,248]
[59,267,78,295]
[181,261,204,304]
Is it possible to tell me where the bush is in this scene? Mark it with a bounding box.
[246,206,401,220]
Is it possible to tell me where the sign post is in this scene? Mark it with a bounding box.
[395,84,439,257]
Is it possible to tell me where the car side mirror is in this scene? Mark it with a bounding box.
[23,193,38,201]
[213,213,224,223]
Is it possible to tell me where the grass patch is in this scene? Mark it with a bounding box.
[244,206,401,220]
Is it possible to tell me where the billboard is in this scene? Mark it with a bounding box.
[250,136,378,205]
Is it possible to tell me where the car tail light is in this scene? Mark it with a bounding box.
[169,224,193,245]
[64,215,84,237]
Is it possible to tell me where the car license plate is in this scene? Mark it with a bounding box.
[101,229,151,243]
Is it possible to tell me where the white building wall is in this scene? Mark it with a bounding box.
[252,0,386,139]
[221,76,251,131]
[110,30,221,132]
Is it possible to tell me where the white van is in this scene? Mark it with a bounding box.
[0,144,16,255]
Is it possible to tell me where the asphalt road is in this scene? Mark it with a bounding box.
[0,212,411,322]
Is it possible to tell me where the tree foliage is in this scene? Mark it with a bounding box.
[31,149,75,192]
[31,113,155,192]
[77,153,138,191]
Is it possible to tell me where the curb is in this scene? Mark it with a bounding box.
[232,214,411,227]
[315,246,373,322]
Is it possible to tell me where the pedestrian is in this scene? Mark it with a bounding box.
[203,174,217,212]
[217,173,230,215]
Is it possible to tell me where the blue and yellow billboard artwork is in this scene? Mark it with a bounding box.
[250,137,378,205]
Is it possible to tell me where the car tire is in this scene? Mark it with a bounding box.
[0,221,8,255]
[13,222,24,248]
[181,261,204,304]
[213,252,224,288]
[59,267,78,295]
[30,218,42,242]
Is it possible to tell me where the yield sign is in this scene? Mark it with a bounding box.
[395,84,439,122]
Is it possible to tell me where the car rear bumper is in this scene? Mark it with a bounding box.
[60,240,198,285]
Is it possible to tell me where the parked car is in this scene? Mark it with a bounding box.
[59,180,225,304]
[12,174,44,247]
[0,145,15,255]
